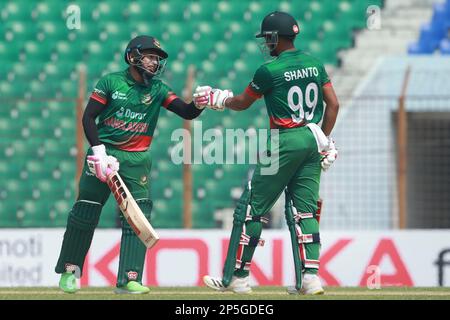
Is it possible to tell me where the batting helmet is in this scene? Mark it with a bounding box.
[124,35,168,64]
[256,11,299,39]
[124,35,168,83]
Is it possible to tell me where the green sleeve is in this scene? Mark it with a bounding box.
[320,64,331,86]
[159,81,177,108]
[248,65,272,96]
[160,81,173,99]
[91,76,112,105]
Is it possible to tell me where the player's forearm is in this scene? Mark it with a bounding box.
[321,102,339,137]
[167,98,204,120]
[82,98,103,146]
[224,95,252,111]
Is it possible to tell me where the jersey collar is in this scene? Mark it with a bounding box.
[125,67,156,88]
[278,48,300,58]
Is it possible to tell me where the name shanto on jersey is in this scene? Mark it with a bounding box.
[245,49,331,129]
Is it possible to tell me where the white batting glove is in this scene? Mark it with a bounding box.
[209,88,233,111]
[86,144,120,182]
[320,138,338,171]
[192,85,233,111]
[193,85,211,109]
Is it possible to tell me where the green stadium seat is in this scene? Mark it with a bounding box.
[23,40,54,62]
[36,21,69,42]
[309,0,341,21]
[192,163,221,180]
[41,139,71,158]
[54,41,86,63]
[185,1,218,21]
[7,140,36,160]
[0,117,13,138]
[92,2,128,22]
[124,0,159,21]
[0,157,21,176]
[17,200,53,227]
[0,201,20,227]
[276,1,296,15]
[0,160,9,177]
[227,21,252,42]
[129,24,161,44]
[297,18,323,48]
[0,39,24,62]
[204,179,234,209]
[11,62,44,86]
[0,0,359,228]
[183,41,211,65]
[58,159,77,180]
[216,1,248,21]
[0,62,12,81]
[69,21,102,42]
[33,1,66,22]
[152,199,183,228]
[23,160,51,181]
[193,21,226,46]
[155,160,183,181]
[246,1,278,22]
[192,199,216,228]
[0,160,22,182]
[5,178,34,201]
[322,20,354,50]
[99,22,132,43]
[167,21,194,42]
[3,21,36,42]
[49,199,71,227]
[2,1,32,22]
[338,1,368,30]
[35,179,68,201]
[157,0,187,21]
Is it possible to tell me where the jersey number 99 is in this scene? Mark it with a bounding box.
[287,83,318,123]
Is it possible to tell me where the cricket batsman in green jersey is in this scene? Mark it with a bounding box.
[194,12,339,295]
[55,35,205,294]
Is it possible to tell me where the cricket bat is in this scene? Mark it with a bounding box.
[106,169,159,249]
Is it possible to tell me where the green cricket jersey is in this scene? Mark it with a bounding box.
[245,49,331,129]
[90,69,177,151]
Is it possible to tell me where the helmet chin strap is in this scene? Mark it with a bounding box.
[136,66,154,87]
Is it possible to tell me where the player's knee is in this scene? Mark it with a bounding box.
[136,199,153,220]
[69,200,102,230]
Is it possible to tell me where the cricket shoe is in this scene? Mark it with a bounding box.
[290,274,325,295]
[59,272,78,294]
[203,275,252,294]
[287,274,325,295]
[114,281,150,294]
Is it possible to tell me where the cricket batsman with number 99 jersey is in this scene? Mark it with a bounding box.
[55,35,205,294]
[195,11,340,295]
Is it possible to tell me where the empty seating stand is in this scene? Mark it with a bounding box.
[0,0,376,228]
[408,0,450,54]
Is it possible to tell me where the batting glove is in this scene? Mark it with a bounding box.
[320,138,338,171]
[87,144,120,182]
[193,85,212,109]
[210,88,233,111]
[193,86,233,111]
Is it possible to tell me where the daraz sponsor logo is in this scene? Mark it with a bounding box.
[116,107,147,120]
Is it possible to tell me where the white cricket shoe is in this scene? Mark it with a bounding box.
[301,274,324,295]
[203,275,252,294]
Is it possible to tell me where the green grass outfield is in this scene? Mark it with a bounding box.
[0,286,449,300]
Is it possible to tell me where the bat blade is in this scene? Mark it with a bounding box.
[106,171,159,249]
